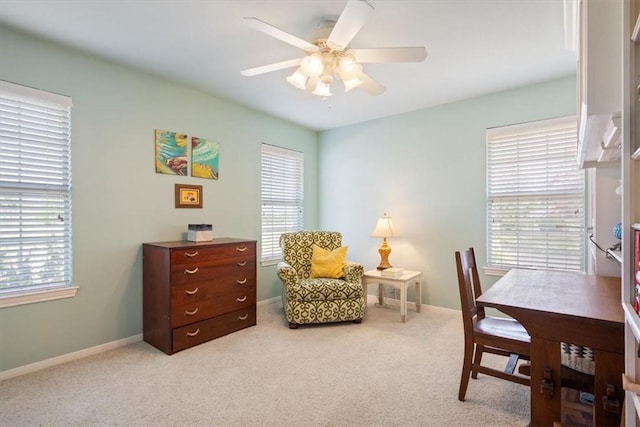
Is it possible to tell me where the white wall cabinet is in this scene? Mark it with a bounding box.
[576,0,624,276]
[622,0,640,425]
[578,0,622,168]
[577,0,640,424]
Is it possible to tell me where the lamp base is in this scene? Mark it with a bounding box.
[376,239,392,270]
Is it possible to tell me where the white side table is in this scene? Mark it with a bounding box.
[362,269,422,323]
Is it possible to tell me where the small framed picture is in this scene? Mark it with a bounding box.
[175,184,202,209]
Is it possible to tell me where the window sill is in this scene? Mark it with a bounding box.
[0,286,79,308]
[260,259,280,267]
[483,266,508,277]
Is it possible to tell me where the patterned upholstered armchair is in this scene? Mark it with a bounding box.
[277,231,365,329]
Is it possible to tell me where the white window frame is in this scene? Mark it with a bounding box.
[486,116,586,274]
[0,81,77,308]
[260,143,303,265]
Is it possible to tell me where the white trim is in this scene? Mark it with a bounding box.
[365,294,458,315]
[632,13,640,43]
[486,115,576,137]
[563,0,579,51]
[482,266,508,277]
[1,298,282,381]
[0,333,142,382]
[0,80,72,107]
[257,295,282,306]
[260,259,279,267]
[261,143,303,159]
[0,286,79,308]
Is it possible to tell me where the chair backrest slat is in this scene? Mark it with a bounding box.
[455,248,485,332]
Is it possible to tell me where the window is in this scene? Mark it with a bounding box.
[0,81,75,307]
[261,143,303,263]
[486,116,585,272]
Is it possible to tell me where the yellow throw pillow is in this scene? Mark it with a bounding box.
[310,245,348,279]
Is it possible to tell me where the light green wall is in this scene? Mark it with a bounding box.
[0,26,319,372]
[0,24,577,374]
[318,75,577,310]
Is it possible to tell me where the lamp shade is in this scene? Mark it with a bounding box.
[343,76,363,92]
[300,53,324,77]
[286,68,308,90]
[312,80,332,97]
[371,213,397,238]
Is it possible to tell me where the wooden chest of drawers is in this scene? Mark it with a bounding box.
[142,238,257,354]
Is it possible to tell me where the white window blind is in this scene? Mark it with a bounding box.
[261,143,303,262]
[486,116,585,272]
[0,80,73,296]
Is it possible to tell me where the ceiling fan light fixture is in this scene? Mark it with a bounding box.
[300,53,324,77]
[342,76,364,92]
[338,54,357,73]
[286,68,308,90]
[338,60,362,81]
[242,0,427,99]
[312,79,332,97]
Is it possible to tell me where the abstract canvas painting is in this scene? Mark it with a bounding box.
[155,129,188,175]
[191,136,219,180]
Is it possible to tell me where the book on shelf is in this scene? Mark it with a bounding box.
[381,267,404,277]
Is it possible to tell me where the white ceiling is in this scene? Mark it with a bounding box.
[0,0,577,131]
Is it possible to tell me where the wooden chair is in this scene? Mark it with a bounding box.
[455,247,531,401]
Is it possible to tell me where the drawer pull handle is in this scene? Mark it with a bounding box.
[237,296,247,303]
[237,261,247,267]
[238,314,249,321]
[185,288,199,295]
[185,308,199,316]
[236,246,248,252]
[237,278,247,285]
[184,251,199,258]
[186,328,200,337]
[184,268,199,274]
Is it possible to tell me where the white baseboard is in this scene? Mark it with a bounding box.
[2,295,455,381]
[366,294,459,315]
[257,295,282,306]
[0,334,142,382]
[2,299,283,381]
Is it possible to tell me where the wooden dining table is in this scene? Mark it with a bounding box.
[476,268,624,427]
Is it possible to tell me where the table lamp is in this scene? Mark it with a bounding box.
[371,213,397,270]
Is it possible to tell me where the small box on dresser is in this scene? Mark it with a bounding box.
[142,238,257,354]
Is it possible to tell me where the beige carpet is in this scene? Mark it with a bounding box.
[0,299,529,426]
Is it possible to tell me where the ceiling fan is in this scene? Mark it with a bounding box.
[240,0,428,97]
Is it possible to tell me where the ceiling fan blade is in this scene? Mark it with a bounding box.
[358,72,385,96]
[351,47,428,63]
[244,17,318,52]
[240,58,302,77]
[326,0,374,51]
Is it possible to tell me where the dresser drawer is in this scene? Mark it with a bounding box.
[170,244,255,268]
[172,307,256,353]
[170,261,254,286]
[171,274,255,306]
[171,286,256,327]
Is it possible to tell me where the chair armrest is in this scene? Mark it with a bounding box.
[343,261,364,284]
[277,261,299,288]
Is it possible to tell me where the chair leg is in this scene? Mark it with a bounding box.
[353,318,362,324]
[459,343,474,401]
[288,322,299,329]
[471,344,484,379]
